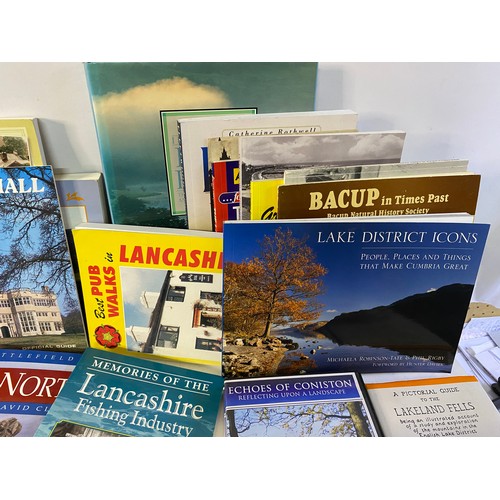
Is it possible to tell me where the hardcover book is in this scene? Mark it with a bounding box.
[222,219,489,379]
[365,375,500,437]
[84,62,318,228]
[34,347,224,437]
[239,130,406,221]
[0,117,46,167]
[277,172,481,220]
[54,171,110,229]
[0,349,81,437]
[71,222,223,366]
[0,166,86,352]
[223,372,382,437]
[179,109,358,230]
[161,108,256,218]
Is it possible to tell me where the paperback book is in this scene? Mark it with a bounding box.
[239,130,406,221]
[71,222,223,366]
[54,171,110,229]
[180,109,358,231]
[222,219,489,379]
[224,372,383,437]
[0,166,86,352]
[34,347,224,437]
[282,159,469,185]
[211,160,241,232]
[161,108,256,218]
[277,172,481,220]
[0,349,81,437]
[365,375,500,437]
[84,62,318,228]
[0,117,46,167]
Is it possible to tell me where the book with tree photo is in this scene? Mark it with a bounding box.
[0,166,86,352]
[222,219,489,379]
[223,372,382,437]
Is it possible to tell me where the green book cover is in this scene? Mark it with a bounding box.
[85,62,319,228]
[35,348,223,437]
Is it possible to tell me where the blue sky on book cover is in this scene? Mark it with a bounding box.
[0,166,86,351]
[222,219,490,375]
[84,62,318,228]
[224,372,381,437]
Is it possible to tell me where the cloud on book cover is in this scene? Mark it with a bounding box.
[347,133,404,159]
[94,77,230,121]
[241,132,405,166]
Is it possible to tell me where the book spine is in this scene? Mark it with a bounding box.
[355,372,385,437]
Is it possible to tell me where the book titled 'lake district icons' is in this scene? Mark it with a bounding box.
[0,349,81,437]
[224,372,383,437]
[221,219,489,379]
[34,348,223,437]
[0,166,86,353]
[71,223,223,367]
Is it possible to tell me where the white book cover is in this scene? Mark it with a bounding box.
[365,375,500,437]
[179,110,358,231]
[54,171,110,229]
[239,130,406,220]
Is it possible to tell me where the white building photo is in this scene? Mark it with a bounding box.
[127,270,222,365]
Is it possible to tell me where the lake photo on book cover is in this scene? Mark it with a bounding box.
[273,326,453,374]
[222,219,490,377]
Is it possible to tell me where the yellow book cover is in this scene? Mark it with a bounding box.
[250,177,284,220]
[0,118,46,166]
[71,223,223,367]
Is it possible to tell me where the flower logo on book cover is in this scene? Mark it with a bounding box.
[94,325,121,348]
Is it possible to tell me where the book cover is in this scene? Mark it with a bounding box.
[365,375,500,437]
[161,108,256,218]
[211,160,241,232]
[54,171,110,229]
[224,372,382,437]
[277,173,481,220]
[0,118,46,166]
[0,166,86,352]
[34,347,223,437]
[0,349,81,437]
[282,159,470,185]
[84,62,318,228]
[71,223,223,366]
[239,130,406,221]
[180,109,358,230]
[250,177,283,220]
[222,219,489,378]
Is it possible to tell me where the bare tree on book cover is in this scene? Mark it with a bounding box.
[0,167,82,324]
[223,227,327,339]
[226,401,373,437]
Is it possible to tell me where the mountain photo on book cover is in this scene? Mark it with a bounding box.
[0,166,86,352]
[222,220,489,379]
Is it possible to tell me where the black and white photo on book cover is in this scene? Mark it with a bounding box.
[238,130,406,220]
